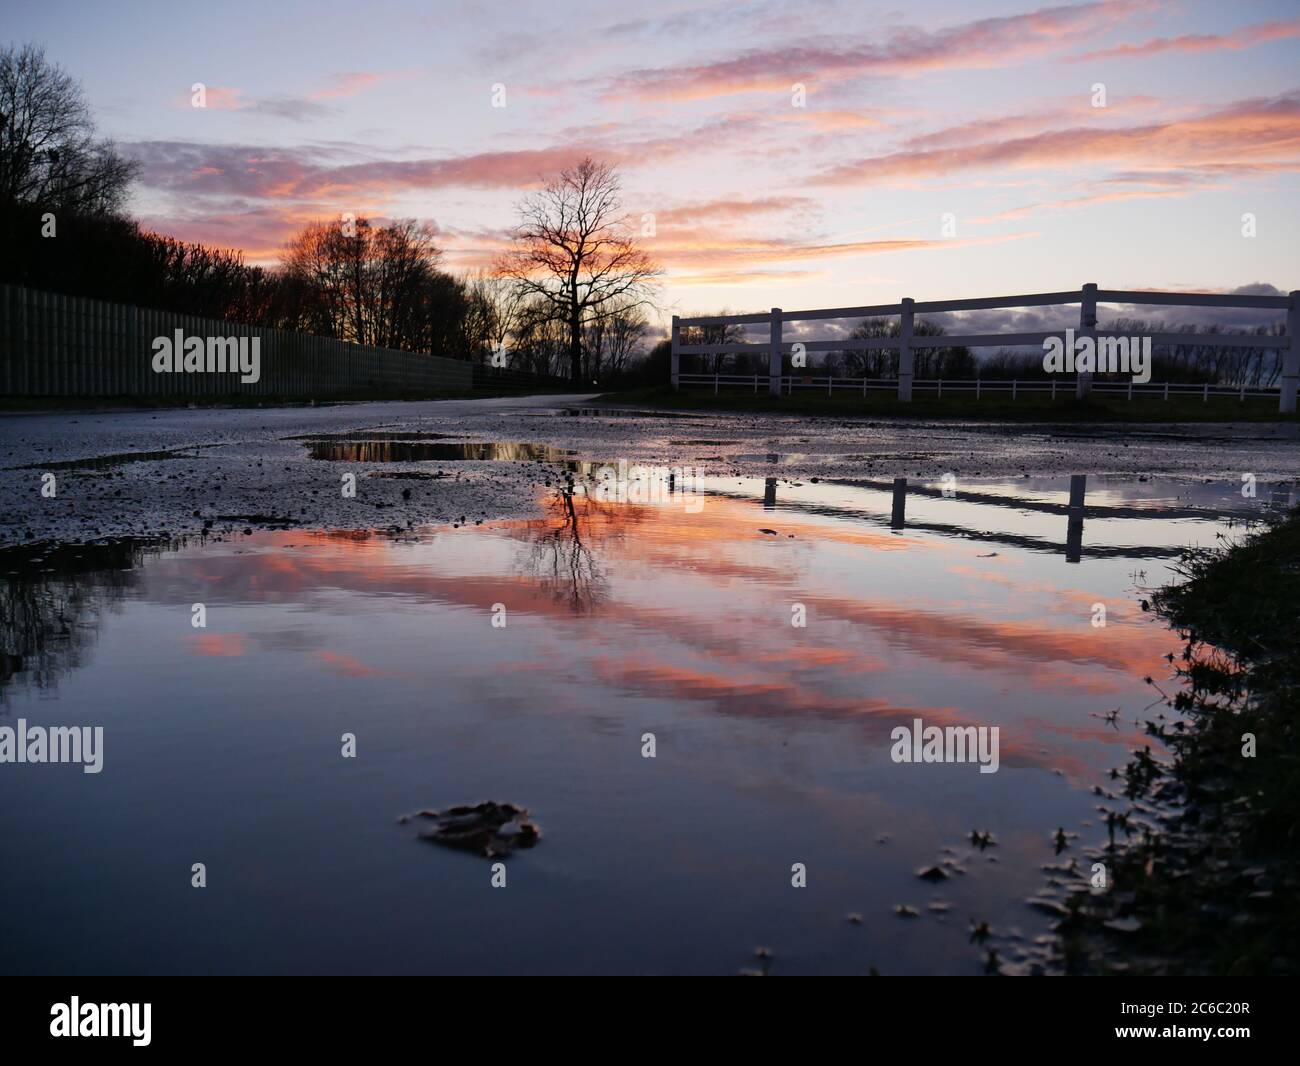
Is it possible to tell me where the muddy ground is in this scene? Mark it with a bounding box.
[3,393,1299,545]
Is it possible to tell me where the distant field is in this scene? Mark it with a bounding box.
[597,386,1298,423]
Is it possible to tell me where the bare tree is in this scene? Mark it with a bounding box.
[498,157,662,385]
[281,216,448,350]
[680,312,747,374]
[586,301,649,381]
[463,270,526,364]
[841,316,973,378]
[0,44,137,213]
[281,218,357,339]
[369,219,441,350]
[510,296,569,376]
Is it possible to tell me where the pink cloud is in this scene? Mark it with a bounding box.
[1073,17,1300,61]
[967,183,1196,223]
[658,195,816,226]
[604,1,1156,101]
[191,85,244,110]
[309,71,385,99]
[812,91,1300,186]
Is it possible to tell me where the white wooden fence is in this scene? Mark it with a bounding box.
[670,284,1300,412]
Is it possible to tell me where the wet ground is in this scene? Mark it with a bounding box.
[1,395,1297,973]
[3,393,1300,543]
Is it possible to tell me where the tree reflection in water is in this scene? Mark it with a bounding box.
[519,475,615,613]
[0,538,176,704]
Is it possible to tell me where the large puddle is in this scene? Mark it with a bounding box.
[304,439,574,463]
[0,475,1290,974]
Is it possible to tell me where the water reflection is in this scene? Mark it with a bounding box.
[0,538,174,703]
[1066,475,1086,564]
[0,476,1280,975]
[6,450,199,472]
[891,477,907,530]
[306,440,574,462]
[713,472,1283,561]
[554,408,706,419]
[518,489,607,612]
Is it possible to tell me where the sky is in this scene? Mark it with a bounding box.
[6,0,1299,334]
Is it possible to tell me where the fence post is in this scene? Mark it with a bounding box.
[891,477,907,528]
[1069,473,1086,510]
[1066,474,1087,563]
[670,315,680,389]
[897,298,914,402]
[1282,291,1300,414]
[1077,282,1096,399]
[768,307,783,397]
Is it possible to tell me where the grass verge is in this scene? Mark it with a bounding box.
[1051,507,1300,974]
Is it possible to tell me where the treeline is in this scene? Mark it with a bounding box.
[981,317,1289,386]
[674,310,1289,385]
[2,45,665,382]
[0,196,665,377]
[675,314,976,378]
[464,270,653,384]
[0,201,487,363]
[0,42,481,363]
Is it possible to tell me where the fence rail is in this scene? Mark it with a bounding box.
[0,283,473,399]
[670,283,1300,412]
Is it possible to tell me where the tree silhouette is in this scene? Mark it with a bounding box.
[498,158,661,386]
[0,44,137,214]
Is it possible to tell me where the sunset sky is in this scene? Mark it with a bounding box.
[9,0,1299,332]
